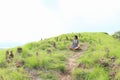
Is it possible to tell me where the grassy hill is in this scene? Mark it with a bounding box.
[0,32,120,80]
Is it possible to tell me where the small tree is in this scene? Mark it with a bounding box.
[112,31,120,40]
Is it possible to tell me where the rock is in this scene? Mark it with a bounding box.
[111,64,119,71]
[111,56,116,59]
[16,60,24,68]
[36,52,39,56]
[78,63,86,69]
[102,62,109,67]
[5,50,9,60]
[9,51,14,59]
[17,47,22,53]
[6,59,11,63]
[100,58,109,67]
[109,71,116,78]
[53,42,57,48]
[110,56,116,62]
[47,49,52,54]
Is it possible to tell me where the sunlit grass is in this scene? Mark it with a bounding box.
[0,32,120,80]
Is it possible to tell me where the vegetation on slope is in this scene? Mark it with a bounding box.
[0,32,120,80]
[112,31,120,40]
[73,33,120,80]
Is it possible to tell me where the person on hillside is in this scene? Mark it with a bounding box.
[70,35,80,50]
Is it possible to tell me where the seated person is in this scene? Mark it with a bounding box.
[70,35,80,50]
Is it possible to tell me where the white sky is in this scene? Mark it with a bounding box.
[0,0,120,44]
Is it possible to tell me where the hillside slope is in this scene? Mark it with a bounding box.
[0,32,120,80]
[59,43,88,80]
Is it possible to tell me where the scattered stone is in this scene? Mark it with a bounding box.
[77,63,86,69]
[36,52,39,56]
[29,70,39,80]
[5,50,14,62]
[9,51,14,59]
[53,42,57,48]
[100,58,109,67]
[109,71,116,78]
[6,59,11,63]
[111,63,119,71]
[111,56,116,59]
[110,56,116,62]
[16,60,24,68]
[5,50,9,60]
[17,47,22,53]
[102,62,109,67]
[47,49,52,54]
[24,67,30,73]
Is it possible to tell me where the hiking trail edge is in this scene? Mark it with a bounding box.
[58,43,88,80]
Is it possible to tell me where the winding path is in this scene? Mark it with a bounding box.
[58,43,88,80]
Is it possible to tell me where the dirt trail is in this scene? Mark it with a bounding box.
[58,43,88,80]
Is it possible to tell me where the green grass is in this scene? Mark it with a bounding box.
[0,32,120,80]
[0,67,28,80]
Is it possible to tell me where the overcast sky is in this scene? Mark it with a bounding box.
[0,0,120,44]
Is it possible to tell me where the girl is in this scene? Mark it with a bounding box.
[70,35,80,50]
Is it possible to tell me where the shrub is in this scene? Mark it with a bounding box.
[24,55,40,69]
[112,31,120,40]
